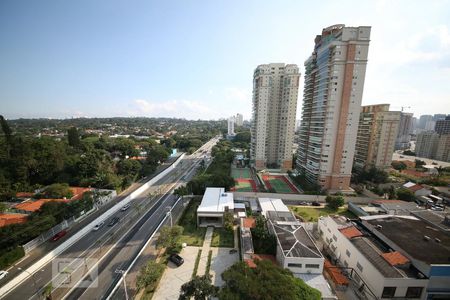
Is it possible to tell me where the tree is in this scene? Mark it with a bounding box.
[156,225,184,252]
[223,211,234,232]
[219,260,321,300]
[42,282,53,300]
[0,203,7,213]
[67,127,80,148]
[415,159,426,169]
[325,195,345,210]
[42,183,73,199]
[251,215,276,255]
[136,260,165,291]
[396,188,415,201]
[179,275,218,300]
[0,115,12,143]
[234,131,250,143]
[391,161,407,171]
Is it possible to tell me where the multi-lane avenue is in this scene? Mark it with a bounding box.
[1,137,219,300]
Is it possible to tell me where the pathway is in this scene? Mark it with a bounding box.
[197,226,214,276]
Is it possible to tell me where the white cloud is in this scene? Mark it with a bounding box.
[129,99,215,119]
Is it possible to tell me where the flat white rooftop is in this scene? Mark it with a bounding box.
[258,198,289,217]
[197,187,234,213]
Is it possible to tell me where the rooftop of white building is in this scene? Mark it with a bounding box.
[258,198,289,216]
[267,210,322,259]
[197,187,234,213]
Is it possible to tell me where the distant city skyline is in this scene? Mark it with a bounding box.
[1,0,449,120]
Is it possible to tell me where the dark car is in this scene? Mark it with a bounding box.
[312,201,321,207]
[51,230,67,242]
[108,217,120,226]
[169,254,184,267]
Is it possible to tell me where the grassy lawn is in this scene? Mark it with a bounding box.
[288,205,356,222]
[178,198,206,246]
[211,228,234,247]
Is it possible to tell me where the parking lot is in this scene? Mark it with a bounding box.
[153,246,199,300]
[153,244,239,299]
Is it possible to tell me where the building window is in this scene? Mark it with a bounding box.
[305,264,320,269]
[346,249,351,257]
[288,263,302,268]
[406,287,423,298]
[382,287,396,298]
[356,262,363,272]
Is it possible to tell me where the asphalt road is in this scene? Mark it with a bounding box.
[1,137,219,300]
[0,155,179,289]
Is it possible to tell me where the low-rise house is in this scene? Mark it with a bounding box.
[197,187,234,227]
[267,210,324,275]
[13,186,92,215]
[403,182,432,197]
[0,213,28,228]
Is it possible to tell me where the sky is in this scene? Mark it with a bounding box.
[1,0,449,121]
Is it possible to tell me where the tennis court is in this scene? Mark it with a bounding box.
[232,179,258,192]
[262,175,299,194]
[231,167,257,192]
[231,168,252,179]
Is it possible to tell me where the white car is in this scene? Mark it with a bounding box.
[92,221,105,231]
[0,270,8,280]
[121,203,131,211]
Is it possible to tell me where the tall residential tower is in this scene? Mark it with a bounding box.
[296,24,371,191]
[354,104,400,170]
[251,63,300,171]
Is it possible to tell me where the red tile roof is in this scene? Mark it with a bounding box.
[407,184,425,192]
[339,226,363,239]
[245,254,277,268]
[14,199,67,212]
[381,251,410,266]
[402,169,429,178]
[242,217,256,228]
[15,192,34,198]
[324,259,349,286]
[0,213,28,227]
[69,187,92,201]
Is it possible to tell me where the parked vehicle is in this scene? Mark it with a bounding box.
[169,254,184,266]
[92,221,105,231]
[312,201,321,207]
[0,271,8,280]
[108,217,120,226]
[121,203,130,211]
[51,230,67,242]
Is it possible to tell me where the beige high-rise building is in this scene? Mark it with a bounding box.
[395,112,414,150]
[296,24,371,191]
[354,104,400,169]
[435,135,450,162]
[416,131,439,158]
[416,132,450,162]
[250,63,300,171]
[235,113,244,126]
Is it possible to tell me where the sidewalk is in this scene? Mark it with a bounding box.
[197,227,214,276]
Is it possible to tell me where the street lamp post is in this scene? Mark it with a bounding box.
[115,269,129,300]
